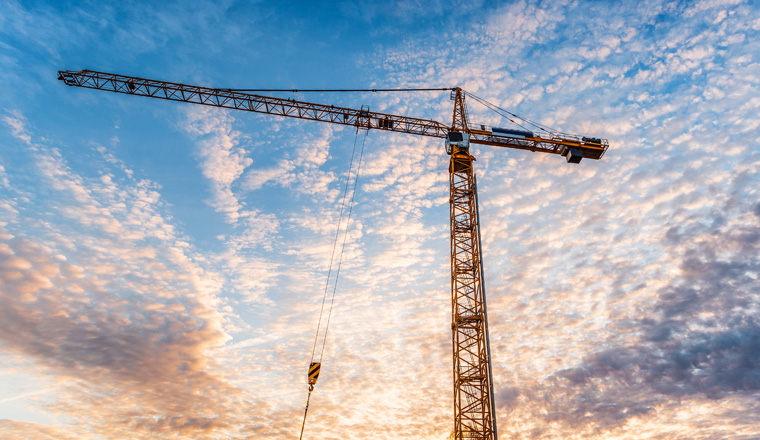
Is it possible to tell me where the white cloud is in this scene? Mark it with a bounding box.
[183,107,253,224]
[3,110,31,144]
[0,164,10,189]
[683,0,744,17]
[0,111,252,438]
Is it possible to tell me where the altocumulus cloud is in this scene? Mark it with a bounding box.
[1,0,760,439]
[0,114,246,439]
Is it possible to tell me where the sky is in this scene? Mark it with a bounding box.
[1,0,759,439]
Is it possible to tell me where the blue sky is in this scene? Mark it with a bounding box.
[2,0,760,439]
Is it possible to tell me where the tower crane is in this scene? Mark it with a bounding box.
[57,69,609,440]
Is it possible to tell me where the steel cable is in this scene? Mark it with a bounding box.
[318,129,368,362]
[301,128,368,440]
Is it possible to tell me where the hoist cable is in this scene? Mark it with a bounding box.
[298,388,314,440]
[308,130,361,363]
[300,129,368,440]
[318,129,368,362]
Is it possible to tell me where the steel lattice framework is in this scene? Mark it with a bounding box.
[58,69,610,440]
[449,90,496,440]
[57,70,609,159]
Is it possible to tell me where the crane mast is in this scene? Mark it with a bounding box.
[58,69,609,440]
[448,89,496,439]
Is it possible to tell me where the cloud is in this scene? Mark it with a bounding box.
[0,420,83,440]
[2,110,31,144]
[488,163,760,434]
[183,107,253,224]
[0,164,10,189]
[3,0,760,439]
[0,113,250,439]
[355,1,760,437]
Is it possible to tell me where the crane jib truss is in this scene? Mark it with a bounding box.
[57,70,609,160]
[58,69,610,440]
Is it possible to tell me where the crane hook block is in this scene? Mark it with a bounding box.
[308,362,321,386]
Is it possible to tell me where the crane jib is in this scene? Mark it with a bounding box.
[57,69,609,161]
[58,69,449,138]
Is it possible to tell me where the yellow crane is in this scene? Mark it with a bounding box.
[58,69,609,440]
